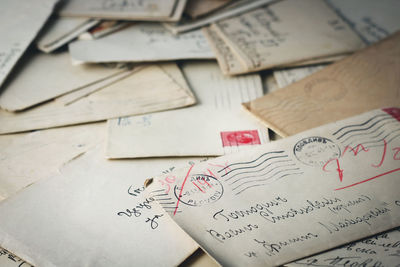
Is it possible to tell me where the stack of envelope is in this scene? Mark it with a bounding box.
[0,0,399,266]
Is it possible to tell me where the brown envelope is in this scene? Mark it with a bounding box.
[243,31,400,137]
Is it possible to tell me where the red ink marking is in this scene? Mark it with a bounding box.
[207,168,217,178]
[382,107,400,122]
[165,175,176,183]
[192,181,205,193]
[220,130,261,147]
[393,147,400,160]
[371,140,387,168]
[173,164,195,216]
[322,158,344,182]
[209,162,231,175]
[158,180,171,194]
[335,168,400,191]
[342,144,369,157]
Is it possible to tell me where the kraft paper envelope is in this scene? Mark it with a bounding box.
[204,0,364,75]
[0,247,33,267]
[37,17,100,53]
[287,228,400,266]
[163,0,277,34]
[0,64,196,134]
[0,51,126,111]
[59,0,187,22]
[0,146,199,267]
[184,0,232,19]
[243,32,400,137]
[147,108,400,266]
[273,65,326,89]
[106,62,269,158]
[69,23,214,63]
[327,0,400,44]
[0,123,104,201]
[0,0,57,88]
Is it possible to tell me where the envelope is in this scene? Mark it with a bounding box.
[163,0,277,34]
[0,146,199,267]
[0,123,104,201]
[273,65,326,89]
[147,108,400,266]
[36,17,100,53]
[243,32,400,137]
[0,64,196,134]
[0,51,127,111]
[184,0,232,19]
[69,23,215,63]
[287,228,400,266]
[0,0,58,88]
[204,0,365,75]
[106,61,269,158]
[78,21,132,40]
[327,0,400,44]
[58,0,187,22]
[0,247,32,267]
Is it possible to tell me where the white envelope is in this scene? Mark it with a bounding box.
[0,146,199,267]
[0,64,196,134]
[0,0,58,88]
[147,108,400,266]
[0,51,127,111]
[204,0,365,75]
[59,0,187,22]
[69,23,215,63]
[37,17,100,53]
[327,0,400,44]
[0,123,104,201]
[106,61,269,158]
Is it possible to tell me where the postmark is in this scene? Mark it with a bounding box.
[220,130,261,147]
[293,136,341,167]
[174,174,223,207]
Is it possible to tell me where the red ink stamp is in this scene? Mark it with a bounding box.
[382,107,400,122]
[220,130,261,147]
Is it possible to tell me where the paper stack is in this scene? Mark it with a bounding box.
[0,1,399,266]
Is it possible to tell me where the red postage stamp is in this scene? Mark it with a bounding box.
[220,130,261,147]
[382,107,400,122]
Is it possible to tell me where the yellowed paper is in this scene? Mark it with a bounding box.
[206,0,364,75]
[0,123,104,200]
[0,0,58,88]
[243,32,400,137]
[59,0,187,22]
[0,51,126,111]
[287,228,400,267]
[69,23,214,63]
[185,0,232,19]
[106,61,269,158]
[37,17,100,53]
[147,108,400,266]
[0,64,196,134]
[0,247,33,267]
[0,146,199,267]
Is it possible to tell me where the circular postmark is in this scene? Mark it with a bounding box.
[174,174,223,207]
[293,136,341,167]
[304,78,347,102]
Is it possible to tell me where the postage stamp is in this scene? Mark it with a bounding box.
[220,130,261,147]
[293,136,341,167]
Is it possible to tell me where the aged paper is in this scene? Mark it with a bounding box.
[0,123,104,200]
[37,17,100,53]
[0,247,33,267]
[287,228,400,267]
[147,108,400,266]
[69,23,214,63]
[243,32,400,137]
[0,64,196,134]
[0,51,126,111]
[59,0,187,22]
[0,0,57,88]
[0,146,198,267]
[327,0,400,44]
[78,21,132,40]
[184,0,232,19]
[273,65,326,89]
[164,0,277,34]
[106,61,269,158]
[205,0,364,75]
